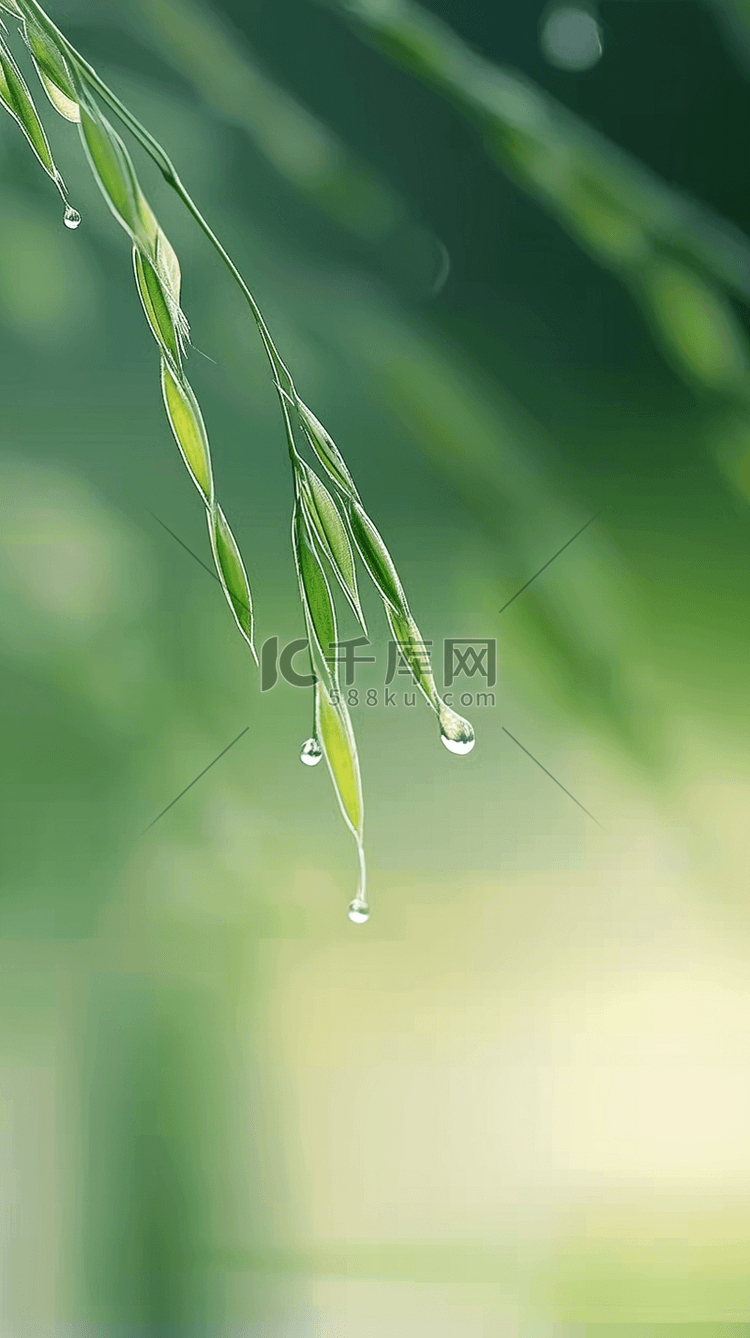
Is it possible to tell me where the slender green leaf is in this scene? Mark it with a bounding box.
[385,604,440,712]
[160,358,213,504]
[136,248,185,365]
[79,103,157,251]
[0,34,59,182]
[316,679,363,840]
[294,506,338,686]
[346,497,408,616]
[299,463,367,632]
[208,504,256,658]
[79,105,137,228]
[24,16,79,119]
[296,400,359,498]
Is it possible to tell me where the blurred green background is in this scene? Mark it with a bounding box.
[3,0,750,1330]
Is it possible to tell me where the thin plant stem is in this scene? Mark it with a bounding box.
[22,0,299,430]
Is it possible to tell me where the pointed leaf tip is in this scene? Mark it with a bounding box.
[209,504,256,659]
[0,34,60,184]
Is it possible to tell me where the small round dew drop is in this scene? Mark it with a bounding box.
[63,204,81,230]
[347,898,371,925]
[439,705,476,756]
[299,737,323,767]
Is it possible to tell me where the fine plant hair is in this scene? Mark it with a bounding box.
[0,0,475,922]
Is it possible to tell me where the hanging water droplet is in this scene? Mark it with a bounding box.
[441,730,475,755]
[299,736,323,766]
[439,704,475,755]
[347,898,371,924]
[63,204,81,230]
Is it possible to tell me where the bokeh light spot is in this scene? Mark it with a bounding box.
[540,7,603,71]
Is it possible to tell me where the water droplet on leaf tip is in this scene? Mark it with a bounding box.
[439,705,475,755]
[299,736,323,766]
[63,205,81,230]
[441,731,475,755]
[347,898,371,924]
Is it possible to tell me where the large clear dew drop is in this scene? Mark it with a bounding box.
[347,898,371,924]
[299,736,323,766]
[63,204,81,230]
[439,704,475,755]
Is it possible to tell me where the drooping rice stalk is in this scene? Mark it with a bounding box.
[0,0,474,921]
